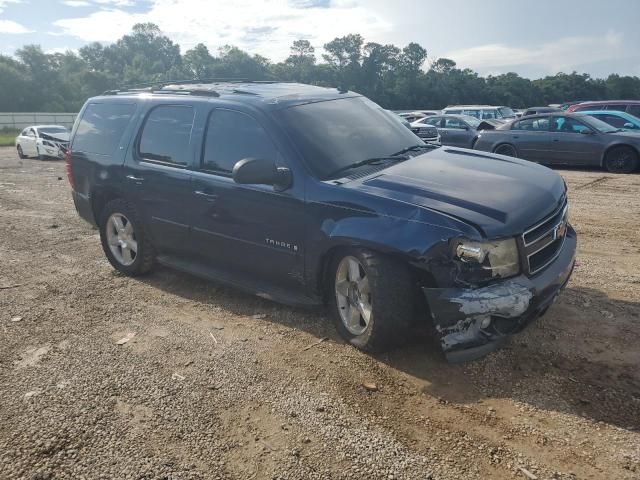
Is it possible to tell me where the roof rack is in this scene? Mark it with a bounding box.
[102,78,284,96]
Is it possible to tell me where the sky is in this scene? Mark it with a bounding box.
[1,0,639,79]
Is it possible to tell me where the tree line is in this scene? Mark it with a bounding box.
[1,22,639,113]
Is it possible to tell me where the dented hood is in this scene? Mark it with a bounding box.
[350,147,566,238]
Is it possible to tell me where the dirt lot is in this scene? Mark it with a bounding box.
[1,146,639,480]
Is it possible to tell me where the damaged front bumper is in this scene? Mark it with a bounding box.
[424,226,577,363]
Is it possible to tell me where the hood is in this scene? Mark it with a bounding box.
[348,148,566,238]
[40,131,70,142]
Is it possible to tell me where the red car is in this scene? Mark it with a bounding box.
[566,100,640,117]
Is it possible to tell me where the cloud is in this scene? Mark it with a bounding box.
[0,19,32,34]
[52,0,391,60]
[63,0,92,6]
[443,32,625,76]
[0,0,20,14]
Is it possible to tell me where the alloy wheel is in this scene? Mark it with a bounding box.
[335,256,372,335]
[495,144,516,157]
[106,213,138,266]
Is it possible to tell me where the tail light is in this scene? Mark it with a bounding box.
[64,149,75,190]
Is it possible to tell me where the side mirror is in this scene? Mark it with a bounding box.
[580,129,594,135]
[623,122,635,129]
[232,158,292,191]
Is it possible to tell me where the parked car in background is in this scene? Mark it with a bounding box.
[473,113,640,173]
[522,106,561,117]
[68,81,576,362]
[418,114,502,148]
[398,110,440,123]
[566,100,640,117]
[578,110,640,131]
[408,121,441,145]
[15,125,70,160]
[559,101,585,111]
[442,105,516,120]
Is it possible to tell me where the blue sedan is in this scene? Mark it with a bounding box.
[579,110,640,131]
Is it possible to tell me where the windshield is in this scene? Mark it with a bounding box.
[276,96,428,179]
[577,114,620,133]
[498,107,516,118]
[39,127,68,135]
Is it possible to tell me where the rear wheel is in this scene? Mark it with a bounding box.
[604,146,638,174]
[99,199,155,276]
[494,143,517,157]
[329,249,412,352]
[17,145,25,159]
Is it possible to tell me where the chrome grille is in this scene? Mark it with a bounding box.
[522,198,568,275]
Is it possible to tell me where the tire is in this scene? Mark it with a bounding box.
[329,248,412,352]
[36,147,44,160]
[494,143,518,157]
[99,199,155,276]
[604,146,638,174]
[17,145,25,159]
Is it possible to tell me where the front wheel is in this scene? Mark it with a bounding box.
[99,199,155,276]
[604,146,638,174]
[494,143,518,157]
[17,145,26,159]
[329,249,412,352]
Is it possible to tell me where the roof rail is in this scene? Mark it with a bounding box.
[101,78,285,95]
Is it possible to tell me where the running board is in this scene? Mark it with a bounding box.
[156,254,321,308]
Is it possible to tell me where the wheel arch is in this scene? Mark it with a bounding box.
[601,143,640,168]
[90,185,128,224]
[492,142,518,156]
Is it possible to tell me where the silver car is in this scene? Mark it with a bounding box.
[473,113,640,173]
[417,114,502,148]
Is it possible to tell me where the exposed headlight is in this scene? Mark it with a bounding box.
[455,238,520,279]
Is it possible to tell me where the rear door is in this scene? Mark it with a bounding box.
[549,116,602,166]
[190,107,305,289]
[123,102,197,253]
[508,116,551,162]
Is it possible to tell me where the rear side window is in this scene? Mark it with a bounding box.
[138,105,195,166]
[628,105,640,117]
[202,109,278,175]
[445,109,461,115]
[443,117,467,129]
[605,104,628,112]
[462,109,480,118]
[512,117,549,131]
[73,103,135,155]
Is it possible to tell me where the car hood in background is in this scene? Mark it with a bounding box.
[349,148,566,238]
[40,132,70,142]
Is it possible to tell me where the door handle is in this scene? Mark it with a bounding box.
[512,135,519,139]
[553,139,560,142]
[194,190,218,201]
[126,174,144,182]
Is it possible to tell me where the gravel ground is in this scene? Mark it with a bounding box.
[1,146,639,480]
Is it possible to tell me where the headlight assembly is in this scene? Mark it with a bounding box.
[454,238,520,279]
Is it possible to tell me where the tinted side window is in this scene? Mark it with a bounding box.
[462,109,480,118]
[202,110,278,175]
[551,117,590,133]
[425,117,442,126]
[628,105,640,117]
[481,109,498,119]
[512,117,549,131]
[598,114,626,128]
[575,105,603,112]
[443,118,467,129]
[605,104,628,112]
[139,105,194,166]
[74,103,136,155]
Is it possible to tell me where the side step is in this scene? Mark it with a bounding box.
[156,254,321,308]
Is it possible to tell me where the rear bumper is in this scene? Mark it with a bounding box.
[423,225,577,363]
[72,190,97,226]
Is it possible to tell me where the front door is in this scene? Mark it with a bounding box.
[123,103,196,253]
[440,117,474,147]
[23,128,38,155]
[549,116,602,166]
[190,108,305,289]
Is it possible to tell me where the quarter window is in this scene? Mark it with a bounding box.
[202,109,278,175]
[74,103,136,155]
[139,105,195,166]
[443,118,467,129]
[628,105,640,117]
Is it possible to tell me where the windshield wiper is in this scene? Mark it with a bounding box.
[325,155,409,179]
[392,144,438,156]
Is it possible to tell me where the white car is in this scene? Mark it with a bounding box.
[15,125,70,160]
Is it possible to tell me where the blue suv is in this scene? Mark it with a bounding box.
[67,81,576,362]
